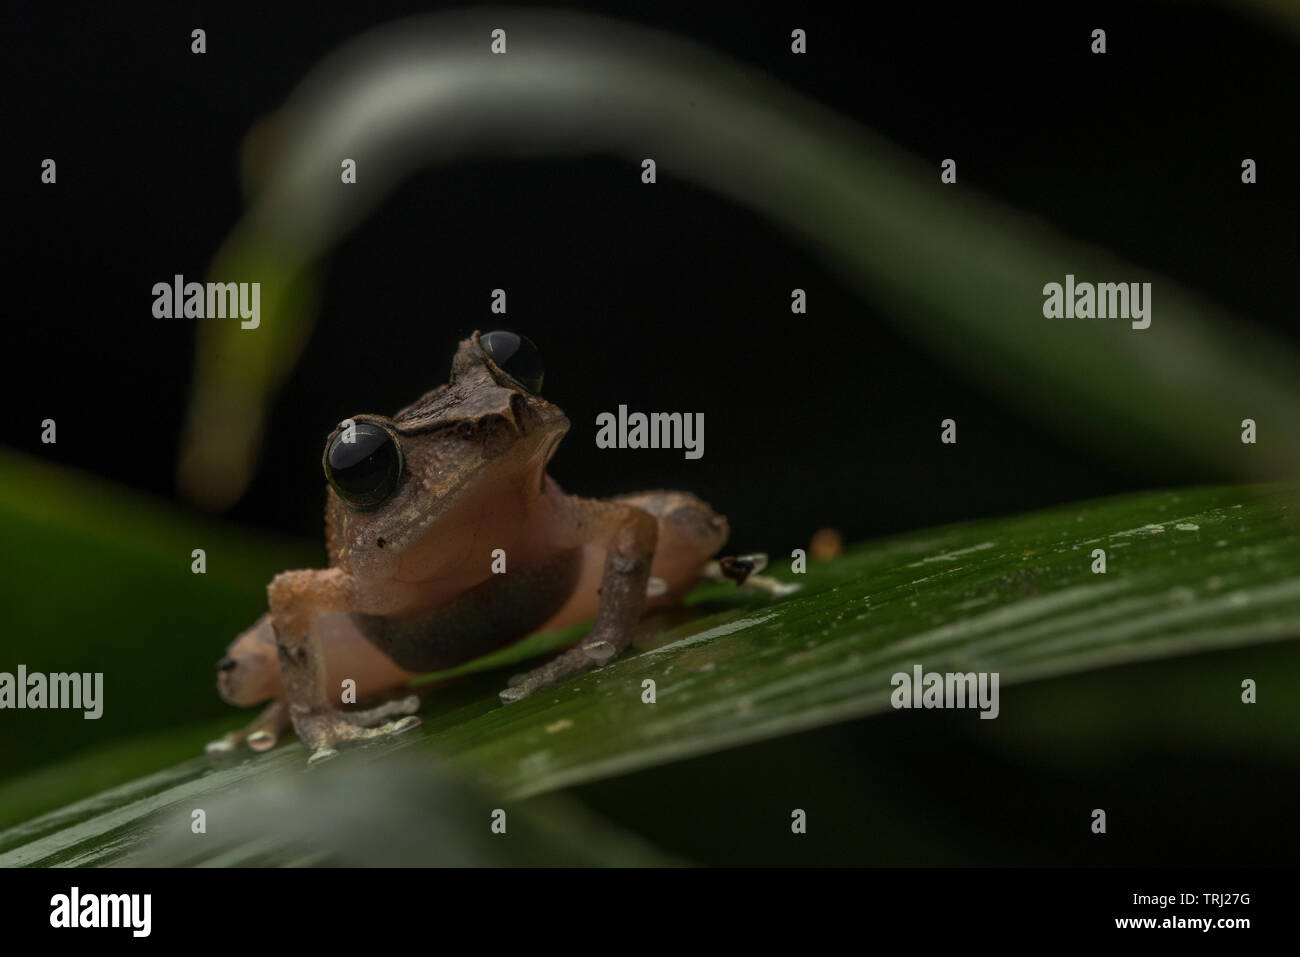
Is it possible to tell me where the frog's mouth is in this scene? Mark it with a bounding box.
[535,423,567,481]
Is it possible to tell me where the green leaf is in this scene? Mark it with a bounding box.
[0,745,677,867]
[0,450,316,778]
[2,481,1296,865]
[418,482,1300,796]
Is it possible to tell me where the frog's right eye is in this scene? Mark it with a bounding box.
[323,422,403,509]
[479,330,544,393]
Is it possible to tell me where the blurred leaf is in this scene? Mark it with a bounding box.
[2,481,1297,864]
[0,719,236,833]
[184,9,1300,506]
[0,450,315,772]
[0,745,676,867]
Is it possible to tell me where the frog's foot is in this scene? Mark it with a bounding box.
[205,698,291,755]
[743,574,802,597]
[709,553,767,585]
[342,694,421,726]
[295,706,421,761]
[499,632,627,704]
[705,554,802,597]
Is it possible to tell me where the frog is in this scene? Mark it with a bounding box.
[207,330,785,763]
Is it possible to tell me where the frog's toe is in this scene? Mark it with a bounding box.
[498,684,532,704]
[204,726,277,754]
[247,730,278,751]
[342,694,421,726]
[339,713,420,739]
[206,698,290,756]
[308,747,339,765]
[581,638,618,664]
[499,644,608,704]
[738,574,802,598]
[297,711,421,754]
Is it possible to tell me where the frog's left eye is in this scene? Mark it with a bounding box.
[324,422,403,509]
[479,330,544,393]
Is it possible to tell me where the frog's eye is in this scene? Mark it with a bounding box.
[324,422,403,509]
[479,330,544,393]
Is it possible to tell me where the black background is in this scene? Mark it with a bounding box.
[4,866,1278,940]
[3,0,1297,552]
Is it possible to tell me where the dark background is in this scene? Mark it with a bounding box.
[3,0,1297,549]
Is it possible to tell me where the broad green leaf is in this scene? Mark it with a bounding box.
[419,482,1300,796]
[2,481,1296,865]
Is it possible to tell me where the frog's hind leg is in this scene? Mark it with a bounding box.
[617,493,799,598]
[215,612,282,708]
[205,697,291,754]
[614,489,729,606]
[207,613,291,754]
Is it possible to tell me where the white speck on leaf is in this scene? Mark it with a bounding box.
[643,612,778,656]
[907,541,996,566]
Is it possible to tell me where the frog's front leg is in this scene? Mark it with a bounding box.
[268,568,420,760]
[500,498,657,703]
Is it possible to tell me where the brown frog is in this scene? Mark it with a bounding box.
[208,331,774,762]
